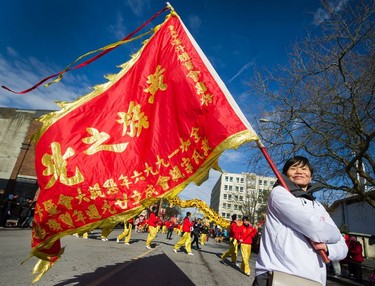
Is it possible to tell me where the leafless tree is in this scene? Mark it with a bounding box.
[229,174,270,225]
[248,0,375,206]
[241,189,259,225]
[240,190,269,225]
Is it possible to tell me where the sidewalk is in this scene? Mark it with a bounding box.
[328,258,375,285]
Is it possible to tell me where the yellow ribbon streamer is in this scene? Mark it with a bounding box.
[45,29,154,87]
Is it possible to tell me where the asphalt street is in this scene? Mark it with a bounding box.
[0,228,344,286]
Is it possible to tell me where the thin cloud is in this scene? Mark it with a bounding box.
[0,49,91,110]
[179,169,221,205]
[108,13,127,39]
[313,0,349,25]
[125,0,150,17]
[220,149,246,164]
[6,47,18,57]
[228,57,256,83]
[313,7,332,25]
[188,15,202,30]
[237,90,250,103]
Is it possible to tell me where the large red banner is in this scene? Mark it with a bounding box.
[31,12,258,281]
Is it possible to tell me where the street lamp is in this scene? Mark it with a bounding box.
[259,118,271,123]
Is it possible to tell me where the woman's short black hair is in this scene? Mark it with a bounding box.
[282,156,314,176]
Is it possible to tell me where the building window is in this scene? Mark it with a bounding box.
[223,203,226,208]
[228,194,232,200]
[240,187,244,192]
[227,204,231,209]
[235,186,239,192]
[239,195,243,201]
[225,176,228,182]
[224,185,228,190]
[223,194,227,199]
[240,178,244,183]
[234,205,238,210]
[229,176,233,182]
[229,185,233,191]
[236,177,240,183]
[222,212,226,217]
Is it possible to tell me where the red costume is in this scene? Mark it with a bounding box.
[349,240,364,263]
[148,212,158,227]
[229,221,241,240]
[348,236,364,282]
[165,220,171,228]
[238,224,257,245]
[182,216,193,233]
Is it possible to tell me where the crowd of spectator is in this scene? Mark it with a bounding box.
[0,190,35,228]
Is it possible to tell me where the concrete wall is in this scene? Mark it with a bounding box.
[330,200,375,258]
[0,108,34,189]
[331,201,375,235]
[362,236,375,259]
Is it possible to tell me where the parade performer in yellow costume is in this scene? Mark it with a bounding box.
[117,218,134,245]
[145,206,159,249]
[173,212,194,255]
[200,219,210,245]
[221,214,241,263]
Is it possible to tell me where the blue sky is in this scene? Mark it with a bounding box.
[0,0,328,204]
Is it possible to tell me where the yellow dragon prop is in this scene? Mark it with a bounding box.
[168,196,229,229]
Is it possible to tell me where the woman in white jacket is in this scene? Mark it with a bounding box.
[252,156,348,286]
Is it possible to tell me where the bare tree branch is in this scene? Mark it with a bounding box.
[247,0,375,207]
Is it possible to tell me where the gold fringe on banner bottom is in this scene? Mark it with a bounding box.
[28,247,65,283]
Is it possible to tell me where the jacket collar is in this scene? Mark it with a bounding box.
[274,174,323,201]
